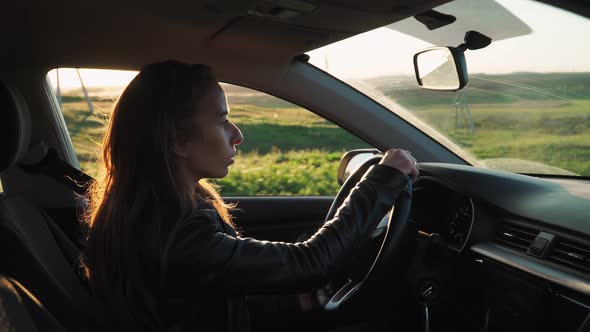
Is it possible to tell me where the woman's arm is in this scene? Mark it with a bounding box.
[167,164,407,294]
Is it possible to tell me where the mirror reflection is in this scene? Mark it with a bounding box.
[343,153,375,183]
[416,48,460,90]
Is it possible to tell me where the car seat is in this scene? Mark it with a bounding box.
[0,274,65,331]
[0,80,101,331]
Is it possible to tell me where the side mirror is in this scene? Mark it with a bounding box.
[413,46,468,91]
[337,149,380,185]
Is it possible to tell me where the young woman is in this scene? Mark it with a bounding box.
[83,60,419,331]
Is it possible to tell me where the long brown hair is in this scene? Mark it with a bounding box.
[82,61,234,330]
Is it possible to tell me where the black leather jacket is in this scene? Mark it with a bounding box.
[161,165,407,331]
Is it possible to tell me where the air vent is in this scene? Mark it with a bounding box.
[494,222,538,252]
[548,239,590,274]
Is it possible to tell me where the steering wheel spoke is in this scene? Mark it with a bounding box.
[325,279,363,311]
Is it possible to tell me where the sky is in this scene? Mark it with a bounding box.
[47,0,590,89]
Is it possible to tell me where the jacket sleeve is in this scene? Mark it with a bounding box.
[167,164,408,294]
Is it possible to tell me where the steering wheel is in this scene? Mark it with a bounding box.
[323,154,416,311]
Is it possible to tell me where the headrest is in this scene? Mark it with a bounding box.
[0,81,31,174]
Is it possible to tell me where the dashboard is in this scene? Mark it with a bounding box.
[410,163,590,332]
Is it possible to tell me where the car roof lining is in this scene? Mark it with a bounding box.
[2,1,588,71]
[1,0,451,70]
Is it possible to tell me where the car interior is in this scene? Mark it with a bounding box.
[1,0,590,331]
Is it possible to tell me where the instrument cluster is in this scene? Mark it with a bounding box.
[411,178,474,251]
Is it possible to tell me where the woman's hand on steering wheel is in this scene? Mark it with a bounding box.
[379,148,419,182]
[323,150,418,312]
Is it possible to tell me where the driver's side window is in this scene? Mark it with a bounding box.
[47,68,370,197]
[218,84,370,196]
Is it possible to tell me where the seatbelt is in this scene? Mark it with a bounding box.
[17,148,94,196]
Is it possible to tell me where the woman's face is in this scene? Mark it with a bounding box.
[176,83,243,181]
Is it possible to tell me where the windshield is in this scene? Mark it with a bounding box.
[308,0,590,177]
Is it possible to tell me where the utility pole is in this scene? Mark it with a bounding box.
[76,68,94,114]
[451,92,474,134]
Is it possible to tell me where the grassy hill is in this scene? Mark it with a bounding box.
[364,72,590,175]
[57,72,590,197]
[367,72,590,108]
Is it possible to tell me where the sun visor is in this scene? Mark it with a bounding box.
[386,0,531,45]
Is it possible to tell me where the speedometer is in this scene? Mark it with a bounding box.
[447,197,474,250]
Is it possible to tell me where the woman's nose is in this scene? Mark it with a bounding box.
[231,122,243,145]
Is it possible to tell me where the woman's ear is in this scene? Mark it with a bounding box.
[172,141,190,160]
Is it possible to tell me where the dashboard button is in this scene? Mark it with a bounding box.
[529,237,548,256]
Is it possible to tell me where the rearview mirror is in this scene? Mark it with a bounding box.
[337,149,380,185]
[413,47,468,91]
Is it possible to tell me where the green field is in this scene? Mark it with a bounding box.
[407,99,590,175]
[57,72,590,197]
[369,72,590,175]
